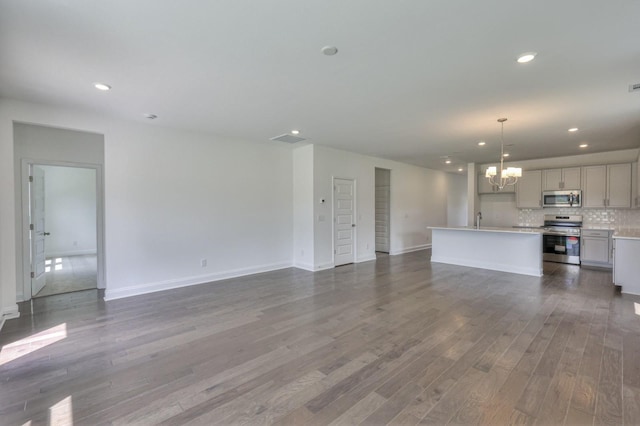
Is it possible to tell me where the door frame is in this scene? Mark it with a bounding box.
[332,176,357,266]
[20,158,106,300]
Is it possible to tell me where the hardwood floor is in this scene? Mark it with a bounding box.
[1,250,639,425]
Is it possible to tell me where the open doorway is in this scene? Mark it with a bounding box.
[28,164,99,298]
[14,122,105,303]
[375,168,391,255]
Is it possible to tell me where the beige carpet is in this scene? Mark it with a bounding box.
[35,255,97,297]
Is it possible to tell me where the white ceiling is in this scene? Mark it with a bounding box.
[1,0,639,171]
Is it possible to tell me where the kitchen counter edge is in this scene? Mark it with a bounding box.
[428,226,544,235]
[612,230,640,240]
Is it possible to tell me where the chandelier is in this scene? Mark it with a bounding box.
[485,118,522,190]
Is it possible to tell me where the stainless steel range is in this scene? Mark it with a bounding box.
[542,214,583,265]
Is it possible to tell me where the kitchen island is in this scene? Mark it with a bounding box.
[429,226,544,277]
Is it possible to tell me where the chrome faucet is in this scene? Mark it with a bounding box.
[476,212,482,229]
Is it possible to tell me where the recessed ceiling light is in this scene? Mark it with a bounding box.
[478,141,486,146]
[94,82,111,91]
[568,127,579,132]
[321,46,338,56]
[291,130,300,135]
[579,143,588,148]
[458,168,464,172]
[143,113,157,119]
[516,52,537,63]
[503,153,510,157]
[445,159,452,164]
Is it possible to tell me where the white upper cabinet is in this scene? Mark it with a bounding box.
[516,170,542,209]
[607,163,632,208]
[582,164,631,208]
[582,165,607,208]
[542,167,581,190]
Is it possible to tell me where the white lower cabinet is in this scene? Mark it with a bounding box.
[581,229,612,268]
[613,237,640,295]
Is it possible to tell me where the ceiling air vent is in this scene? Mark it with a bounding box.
[629,83,640,92]
[270,134,306,144]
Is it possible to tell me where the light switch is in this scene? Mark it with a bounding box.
[318,215,325,222]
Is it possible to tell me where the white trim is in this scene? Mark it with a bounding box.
[45,249,97,258]
[314,262,335,271]
[430,255,543,277]
[0,306,21,332]
[357,254,377,263]
[293,261,315,272]
[390,244,430,255]
[293,262,335,272]
[104,261,292,301]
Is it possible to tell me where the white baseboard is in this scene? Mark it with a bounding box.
[0,305,21,332]
[314,263,335,271]
[104,261,293,301]
[46,249,97,258]
[357,255,377,263]
[431,255,543,277]
[293,261,315,272]
[390,244,430,256]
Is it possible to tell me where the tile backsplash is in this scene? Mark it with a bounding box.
[518,207,640,230]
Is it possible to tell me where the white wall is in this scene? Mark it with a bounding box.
[292,144,314,270]
[312,145,449,269]
[0,98,294,304]
[41,166,97,257]
[447,172,468,226]
[0,98,460,314]
[467,163,480,226]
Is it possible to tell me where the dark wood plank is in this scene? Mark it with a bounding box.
[595,346,623,425]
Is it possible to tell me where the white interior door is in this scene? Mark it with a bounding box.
[30,166,47,296]
[334,178,355,266]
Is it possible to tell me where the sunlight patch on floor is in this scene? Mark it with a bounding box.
[49,395,73,425]
[0,323,67,366]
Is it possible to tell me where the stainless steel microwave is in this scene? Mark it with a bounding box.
[542,190,582,208]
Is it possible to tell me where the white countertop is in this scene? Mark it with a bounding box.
[612,229,640,240]
[431,225,640,239]
[582,224,616,231]
[429,226,543,235]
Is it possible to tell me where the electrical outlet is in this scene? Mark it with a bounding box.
[200,259,207,267]
[300,249,304,257]
[73,241,78,247]
[366,243,370,250]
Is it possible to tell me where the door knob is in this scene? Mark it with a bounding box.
[352,224,356,227]
[44,232,50,236]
